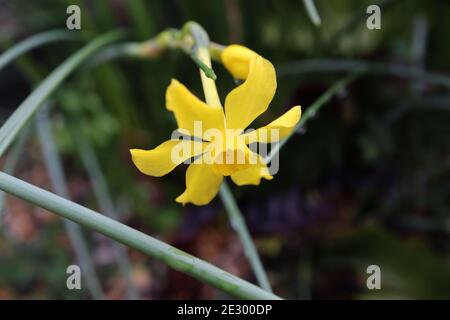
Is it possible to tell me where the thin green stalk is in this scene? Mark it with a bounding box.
[0,30,123,157]
[219,182,273,292]
[87,41,217,81]
[326,0,396,49]
[69,121,141,299]
[0,171,281,300]
[277,58,450,88]
[0,30,79,71]
[187,21,273,293]
[35,109,104,300]
[266,71,361,163]
[83,29,217,79]
[182,47,217,80]
[303,0,321,26]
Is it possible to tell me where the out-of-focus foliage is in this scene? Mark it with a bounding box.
[0,0,449,299]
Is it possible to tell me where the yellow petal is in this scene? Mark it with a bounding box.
[166,79,225,138]
[242,106,302,144]
[230,149,273,186]
[231,166,273,186]
[221,45,258,79]
[225,56,276,132]
[130,140,207,177]
[176,163,223,206]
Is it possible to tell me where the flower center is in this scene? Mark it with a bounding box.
[203,130,251,176]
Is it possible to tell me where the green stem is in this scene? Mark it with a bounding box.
[303,0,322,26]
[187,22,273,293]
[277,58,450,88]
[209,42,225,62]
[182,48,217,80]
[0,30,123,157]
[0,171,281,300]
[85,28,217,80]
[35,108,104,300]
[266,71,361,163]
[197,47,222,107]
[219,182,273,292]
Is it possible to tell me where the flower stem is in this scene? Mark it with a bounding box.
[88,28,217,80]
[184,48,217,80]
[278,58,450,89]
[219,182,273,292]
[0,30,123,157]
[189,22,273,293]
[266,71,362,163]
[197,47,221,106]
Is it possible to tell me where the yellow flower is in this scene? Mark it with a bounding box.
[130,55,301,206]
[221,45,258,79]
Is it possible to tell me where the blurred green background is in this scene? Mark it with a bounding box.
[0,0,449,299]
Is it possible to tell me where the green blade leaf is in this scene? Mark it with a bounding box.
[266,71,361,163]
[0,171,281,300]
[0,30,123,157]
[0,29,79,71]
[303,0,322,26]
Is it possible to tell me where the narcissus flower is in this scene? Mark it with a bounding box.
[130,54,301,206]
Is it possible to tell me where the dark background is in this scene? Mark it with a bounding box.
[0,0,449,299]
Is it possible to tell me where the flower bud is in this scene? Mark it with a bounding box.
[221,44,258,79]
